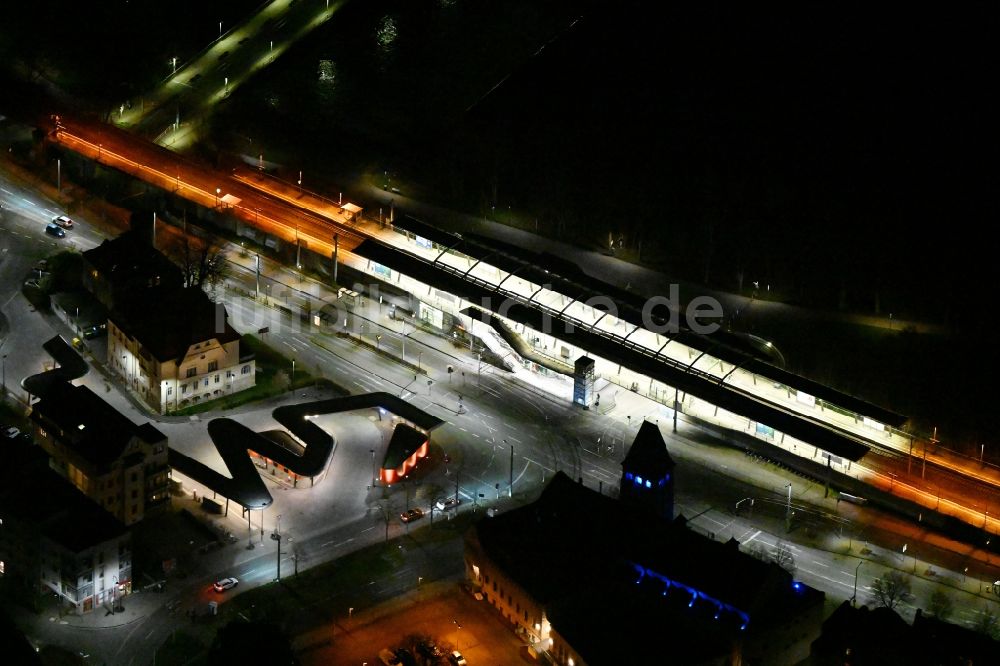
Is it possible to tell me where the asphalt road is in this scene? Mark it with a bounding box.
[4,165,1000,664]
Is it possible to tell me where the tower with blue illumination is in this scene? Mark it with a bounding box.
[620,420,675,520]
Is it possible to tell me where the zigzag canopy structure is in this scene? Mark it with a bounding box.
[23,337,444,511]
[169,392,445,509]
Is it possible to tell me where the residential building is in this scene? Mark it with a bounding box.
[0,441,131,615]
[30,381,170,525]
[464,472,824,665]
[82,230,183,311]
[108,285,256,413]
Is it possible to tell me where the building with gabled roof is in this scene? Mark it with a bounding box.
[107,285,255,413]
[464,472,823,665]
[82,230,183,311]
[0,439,131,615]
[30,381,169,525]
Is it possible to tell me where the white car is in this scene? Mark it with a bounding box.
[449,650,467,666]
[53,215,74,229]
[435,497,461,511]
[213,577,238,592]
[2,426,20,439]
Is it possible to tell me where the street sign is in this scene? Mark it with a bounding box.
[258,326,270,335]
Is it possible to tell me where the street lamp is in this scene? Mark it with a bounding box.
[507,439,513,498]
[171,56,177,73]
[852,561,863,607]
[784,483,793,533]
[219,20,222,37]
[215,187,221,207]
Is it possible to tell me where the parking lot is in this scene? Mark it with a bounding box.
[295,581,529,666]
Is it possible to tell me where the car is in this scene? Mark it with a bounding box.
[213,577,238,592]
[2,426,21,439]
[82,324,107,339]
[45,223,66,238]
[449,650,468,666]
[417,641,443,659]
[52,215,74,229]
[435,497,460,511]
[378,648,400,665]
[399,508,424,523]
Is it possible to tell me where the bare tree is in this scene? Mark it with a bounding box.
[928,590,954,621]
[975,604,999,640]
[769,542,797,576]
[870,571,911,611]
[273,369,291,393]
[162,231,228,291]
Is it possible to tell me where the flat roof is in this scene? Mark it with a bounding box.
[354,240,870,461]
[174,392,445,510]
[386,220,906,427]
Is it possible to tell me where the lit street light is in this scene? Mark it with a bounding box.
[215,187,221,207]
[507,439,513,497]
[852,561,863,606]
[171,56,177,73]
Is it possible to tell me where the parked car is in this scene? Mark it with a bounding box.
[378,648,400,665]
[213,577,238,592]
[400,508,424,523]
[82,324,107,339]
[2,426,21,440]
[417,641,443,660]
[435,497,460,511]
[45,223,66,238]
[449,650,468,666]
[52,215,74,229]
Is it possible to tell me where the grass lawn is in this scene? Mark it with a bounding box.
[172,334,326,416]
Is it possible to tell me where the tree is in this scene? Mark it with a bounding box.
[928,589,954,621]
[272,369,291,393]
[162,231,227,291]
[870,571,911,611]
[975,604,999,640]
[769,542,796,576]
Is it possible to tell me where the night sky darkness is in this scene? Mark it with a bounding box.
[464,2,996,323]
[0,1,996,437]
